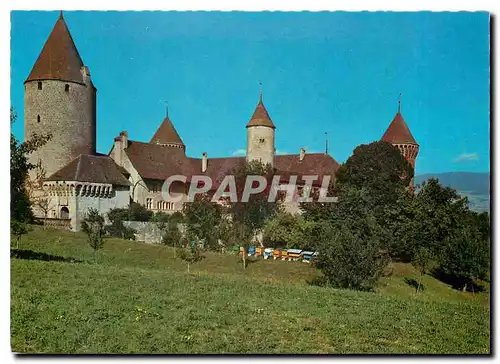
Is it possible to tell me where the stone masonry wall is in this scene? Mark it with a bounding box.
[24,78,96,177]
[246,125,275,167]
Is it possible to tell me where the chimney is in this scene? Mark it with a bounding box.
[120,131,128,150]
[299,148,306,161]
[113,136,123,165]
[202,152,208,172]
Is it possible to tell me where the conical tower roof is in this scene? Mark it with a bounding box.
[246,94,275,129]
[150,115,185,147]
[381,112,418,145]
[25,12,85,84]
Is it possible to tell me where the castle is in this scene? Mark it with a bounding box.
[24,13,419,231]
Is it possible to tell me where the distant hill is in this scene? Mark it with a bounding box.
[415,172,490,213]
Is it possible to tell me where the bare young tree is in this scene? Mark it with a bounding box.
[25,163,53,220]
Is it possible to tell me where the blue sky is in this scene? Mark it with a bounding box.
[10,11,490,174]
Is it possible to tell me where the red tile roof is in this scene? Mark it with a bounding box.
[123,140,338,188]
[150,116,185,147]
[381,112,418,145]
[46,154,131,186]
[25,12,86,85]
[246,98,276,129]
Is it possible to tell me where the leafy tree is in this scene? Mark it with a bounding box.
[10,107,52,223]
[127,202,154,221]
[315,219,390,291]
[106,208,136,239]
[161,221,182,248]
[227,160,281,268]
[263,212,314,249]
[411,246,434,292]
[169,211,184,224]
[335,141,413,201]
[182,194,222,250]
[11,220,28,250]
[412,178,471,256]
[438,223,489,292]
[304,185,391,290]
[81,208,106,261]
[150,211,170,231]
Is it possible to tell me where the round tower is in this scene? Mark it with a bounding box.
[24,12,96,178]
[246,92,276,167]
[381,100,419,183]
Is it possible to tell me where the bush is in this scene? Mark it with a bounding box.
[128,202,154,222]
[161,222,182,247]
[151,212,170,230]
[263,212,314,249]
[106,208,136,240]
[315,222,390,291]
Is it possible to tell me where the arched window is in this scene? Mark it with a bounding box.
[38,82,42,90]
[37,115,41,123]
[60,206,69,219]
[65,84,70,92]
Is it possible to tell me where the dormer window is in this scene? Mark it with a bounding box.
[37,82,42,90]
[65,84,70,92]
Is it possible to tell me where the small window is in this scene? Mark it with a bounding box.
[37,115,41,123]
[259,138,265,143]
[65,84,70,92]
[37,82,42,90]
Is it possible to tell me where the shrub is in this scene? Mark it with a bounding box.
[11,219,29,249]
[161,222,182,247]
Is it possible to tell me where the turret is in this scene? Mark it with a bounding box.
[24,11,96,177]
[246,92,276,167]
[150,105,186,152]
[381,99,419,184]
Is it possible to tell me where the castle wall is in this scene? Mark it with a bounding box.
[70,187,129,231]
[24,78,96,177]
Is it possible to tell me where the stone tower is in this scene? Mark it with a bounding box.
[24,12,96,178]
[381,101,419,183]
[246,92,276,167]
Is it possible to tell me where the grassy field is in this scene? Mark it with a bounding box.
[11,227,490,354]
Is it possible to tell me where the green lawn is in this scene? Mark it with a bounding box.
[11,227,490,354]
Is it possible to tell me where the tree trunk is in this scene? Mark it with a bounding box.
[187,262,190,274]
[242,247,247,269]
[16,236,20,250]
[462,283,467,292]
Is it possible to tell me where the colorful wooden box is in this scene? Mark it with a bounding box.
[273,248,281,260]
[281,250,288,260]
[287,249,302,261]
[264,248,273,259]
[256,247,262,256]
[301,251,314,263]
[248,246,256,256]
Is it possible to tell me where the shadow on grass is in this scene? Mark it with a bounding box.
[10,249,83,263]
[431,269,486,293]
[404,277,425,291]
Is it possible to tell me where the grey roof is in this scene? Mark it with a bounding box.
[45,154,131,186]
